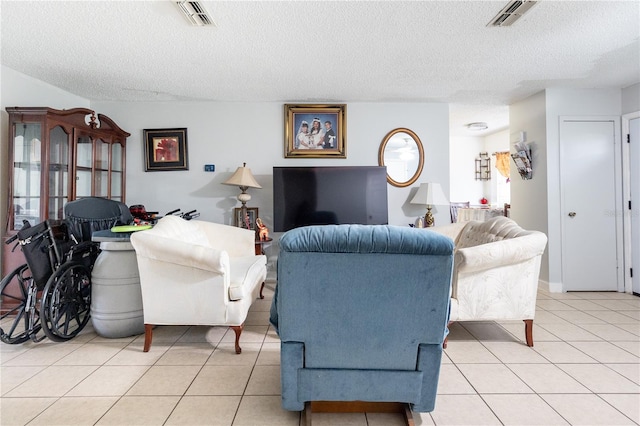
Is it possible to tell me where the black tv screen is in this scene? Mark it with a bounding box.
[273,166,389,232]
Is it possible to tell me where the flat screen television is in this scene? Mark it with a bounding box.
[273,166,389,232]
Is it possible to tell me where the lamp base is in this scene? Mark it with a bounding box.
[238,188,252,230]
[425,205,435,227]
[240,203,251,230]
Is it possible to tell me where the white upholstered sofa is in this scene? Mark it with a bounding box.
[432,216,548,346]
[130,215,267,353]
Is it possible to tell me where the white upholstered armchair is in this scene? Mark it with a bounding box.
[432,216,547,346]
[130,216,267,354]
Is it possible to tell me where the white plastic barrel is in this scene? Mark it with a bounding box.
[90,240,145,338]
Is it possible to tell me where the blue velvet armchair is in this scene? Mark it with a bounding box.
[270,224,454,413]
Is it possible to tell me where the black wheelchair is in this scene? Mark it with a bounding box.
[0,198,132,344]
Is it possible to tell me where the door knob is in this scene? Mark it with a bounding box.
[568,212,576,217]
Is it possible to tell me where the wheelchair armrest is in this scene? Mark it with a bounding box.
[65,240,100,264]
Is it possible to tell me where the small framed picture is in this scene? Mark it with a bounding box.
[234,207,259,230]
[143,128,189,171]
[284,104,346,158]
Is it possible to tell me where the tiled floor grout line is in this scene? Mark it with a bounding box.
[462,322,563,426]
[2,289,638,425]
[593,393,639,425]
[158,334,217,426]
[542,294,639,424]
[457,296,638,425]
[231,336,267,426]
[56,336,130,426]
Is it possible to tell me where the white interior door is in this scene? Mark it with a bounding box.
[630,117,640,295]
[560,119,619,291]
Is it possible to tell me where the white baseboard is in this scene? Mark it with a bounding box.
[537,280,549,292]
[546,281,564,293]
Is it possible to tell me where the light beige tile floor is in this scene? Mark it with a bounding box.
[1,286,639,425]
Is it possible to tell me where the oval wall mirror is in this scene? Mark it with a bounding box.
[378,128,424,187]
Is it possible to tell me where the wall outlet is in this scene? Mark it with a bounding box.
[204,164,215,172]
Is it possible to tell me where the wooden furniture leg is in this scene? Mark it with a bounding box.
[443,321,453,349]
[523,319,533,347]
[304,402,312,426]
[230,324,244,354]
[304,401,414,426]
[143,324,153,352]
[260,282,265,299]
[402,404,414,426]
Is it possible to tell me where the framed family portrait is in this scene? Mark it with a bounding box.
[234,207,259,230]
[143,128,189,171]
[284,104,346,158]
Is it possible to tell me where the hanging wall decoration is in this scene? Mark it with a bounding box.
[143,128,189,171]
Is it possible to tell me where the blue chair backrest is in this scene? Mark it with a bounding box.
[272,224,454,370]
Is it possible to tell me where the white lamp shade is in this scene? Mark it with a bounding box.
[222,164,262,189]
[410,182,449,206]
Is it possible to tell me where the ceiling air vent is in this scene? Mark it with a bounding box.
[175,1,215,26]
[487,0,537,27]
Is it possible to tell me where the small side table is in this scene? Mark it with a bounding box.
[254,237,273,255]
[90,230,145,338]
[254,237,272,299]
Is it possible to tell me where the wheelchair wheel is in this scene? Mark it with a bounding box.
[0,264,40,344]
[40,261,91,341]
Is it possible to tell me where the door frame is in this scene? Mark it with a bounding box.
[559,116,624,292]
[622,111,640,294]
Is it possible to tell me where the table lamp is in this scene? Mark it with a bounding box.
[222,163,261,228]
[410,182,449,227]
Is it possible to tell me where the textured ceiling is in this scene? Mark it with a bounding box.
[1,1,639,136]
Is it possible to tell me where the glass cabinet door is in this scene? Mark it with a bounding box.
[7,109,128,230]
[75,135,93,198]
[94,138,109,197]
[12,123,42,230]
[48,126,70,220]
[110,143,123,201]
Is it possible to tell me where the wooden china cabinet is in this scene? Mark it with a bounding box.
[3,107,129,274]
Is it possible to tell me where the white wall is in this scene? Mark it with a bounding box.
[510,88,624,291]
[483,129,510,205]
[0,65,451,234]
[622,83,640,114]
[4,66,634,289]
[89,101,449,280]
[510,91,549,283]
[546,88,622,292]
[449,135,483,205]
[89,101,451,228]
[0,66,90,110]
[0,67,450,278]
[449,130,510,209]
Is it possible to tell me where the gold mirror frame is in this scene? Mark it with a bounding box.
[378,128,424,187]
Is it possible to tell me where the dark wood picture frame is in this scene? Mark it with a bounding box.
[143,128,189,171]
[284,104,346,158]
[234,207,259,230]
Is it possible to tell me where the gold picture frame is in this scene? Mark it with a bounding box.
[284,104,346,158]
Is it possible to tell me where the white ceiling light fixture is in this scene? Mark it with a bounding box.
[175,1,215,26]
[467,122,489,131]
[487,0,538,27]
